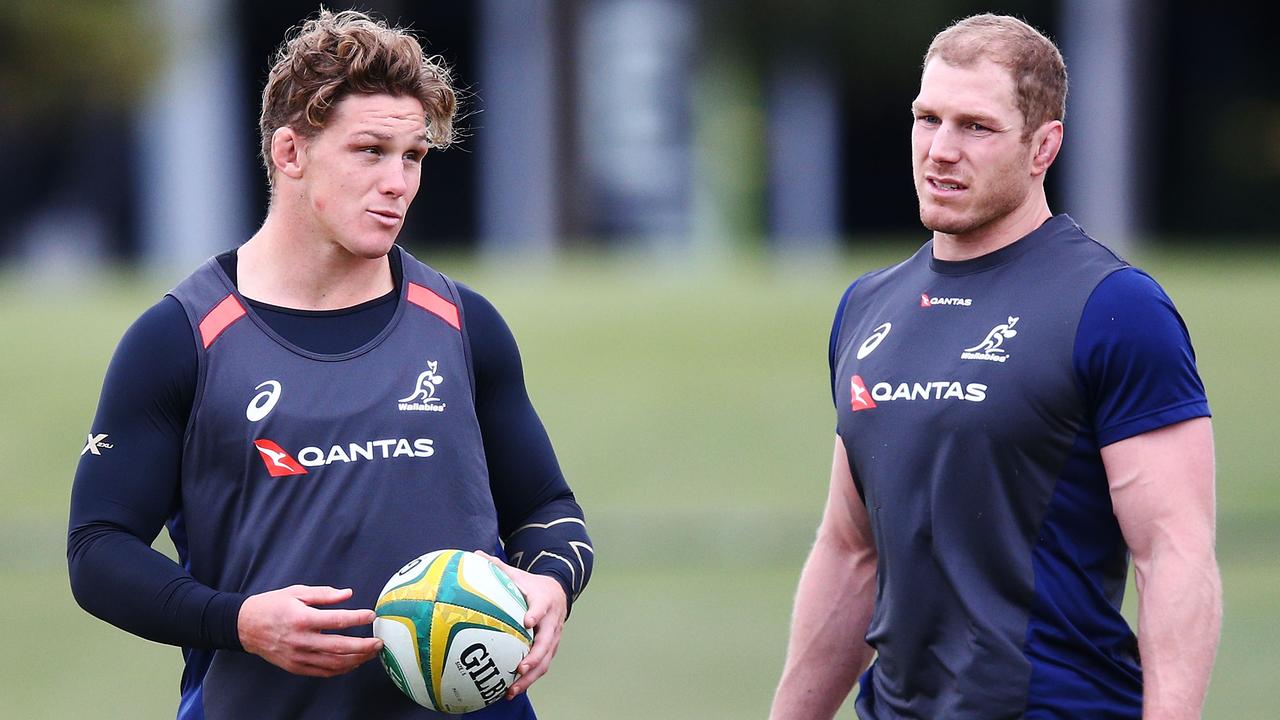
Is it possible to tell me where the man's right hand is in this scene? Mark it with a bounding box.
[238,585,383,677]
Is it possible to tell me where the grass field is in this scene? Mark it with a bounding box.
[1,244,1276,718]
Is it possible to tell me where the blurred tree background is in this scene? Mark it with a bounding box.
[2,0,1276,264]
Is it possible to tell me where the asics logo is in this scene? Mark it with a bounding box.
[856,323,892,360]
[246,380,282,422]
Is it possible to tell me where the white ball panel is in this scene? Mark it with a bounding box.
[437,627,527,713]
[379,549,449,597]
[373,617,436,711]
[457,553,528,625]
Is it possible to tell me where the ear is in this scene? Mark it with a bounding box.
[269,126,307,181]
[1029,120,1063,177]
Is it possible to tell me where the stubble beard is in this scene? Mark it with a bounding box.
[915,146,1032,238]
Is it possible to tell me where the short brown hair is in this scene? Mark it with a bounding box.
[258,9,457,185]
[924,13,1067,140]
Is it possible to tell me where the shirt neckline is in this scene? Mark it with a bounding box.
[927,214,1077,276]
[207,246,409,362]
[217,249,402,316]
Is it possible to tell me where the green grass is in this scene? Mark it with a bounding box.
[2,244,1276,718]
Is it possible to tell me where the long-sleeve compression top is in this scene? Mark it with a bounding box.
[68,250,593,651]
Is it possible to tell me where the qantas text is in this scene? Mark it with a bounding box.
[851,374,987,412]
[295,438,435,467]
[872,380,986,402]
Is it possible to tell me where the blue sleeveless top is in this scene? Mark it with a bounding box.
[167,245,534,719]
[831,216,1208,719]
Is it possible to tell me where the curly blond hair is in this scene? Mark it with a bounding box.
[258,8,457,185]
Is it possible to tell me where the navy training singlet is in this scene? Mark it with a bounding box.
[167,245,535,719]
[832,215,1208,719]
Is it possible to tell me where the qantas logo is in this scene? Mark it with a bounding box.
[254,437,436,475]
[850,375,878,410]
[849,375,987,412]
[920,293,972,308]
[253,439,308,477]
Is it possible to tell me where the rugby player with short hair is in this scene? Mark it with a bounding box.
[771,14,1220,720]
[68,10,592,718]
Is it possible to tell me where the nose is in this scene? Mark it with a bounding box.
[928,124,962,164]
[379,162,409,198]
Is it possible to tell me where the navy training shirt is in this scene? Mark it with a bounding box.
[829,215,1209,719]
[69,246,592,719]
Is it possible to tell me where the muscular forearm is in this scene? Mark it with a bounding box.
[1104,418,1220,719]
[1135,547,1222,719]
[770,531,877,720]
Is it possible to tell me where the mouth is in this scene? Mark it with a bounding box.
[925,176,968,195]
[367,209,403,227]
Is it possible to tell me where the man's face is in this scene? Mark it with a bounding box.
[911,58,1036,238]
[296,93,428,259]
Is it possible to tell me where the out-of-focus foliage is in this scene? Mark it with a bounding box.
[0,0,161,120]
[703,0,1049,80]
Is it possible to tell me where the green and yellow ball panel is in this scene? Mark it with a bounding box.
[374,550,532,713]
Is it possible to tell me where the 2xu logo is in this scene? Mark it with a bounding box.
[81,433,114,456]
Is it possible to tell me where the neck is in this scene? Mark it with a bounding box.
[237,210,394,310]
[931,189,1052,262]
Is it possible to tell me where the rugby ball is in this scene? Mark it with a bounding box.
[374,549,532,713]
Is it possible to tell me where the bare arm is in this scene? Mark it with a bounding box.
[1103,417,1221,719]
[770,438,878,720]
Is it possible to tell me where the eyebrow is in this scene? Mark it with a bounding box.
[956,112,1007,129]
[910,104,1006,128]
[350,130,430,145]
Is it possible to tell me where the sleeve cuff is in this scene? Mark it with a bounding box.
[209,591,249,651]
[1097,400,1211,447]
[530,566,575,617]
